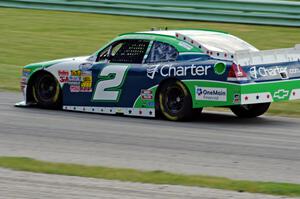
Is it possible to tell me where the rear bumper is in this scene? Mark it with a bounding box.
[184,79,300,108]
[240,79,300,105]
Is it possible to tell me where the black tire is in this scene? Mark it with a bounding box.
[32,72,62,109]
[230,103,271,118]
[158,80,193,121]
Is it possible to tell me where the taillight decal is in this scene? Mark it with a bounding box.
[227,63,249,82]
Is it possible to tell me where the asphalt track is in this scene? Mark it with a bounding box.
[0,91,300,184]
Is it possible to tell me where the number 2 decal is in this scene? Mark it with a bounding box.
[92,65,129,101]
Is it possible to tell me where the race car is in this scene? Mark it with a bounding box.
[16,29,300,121]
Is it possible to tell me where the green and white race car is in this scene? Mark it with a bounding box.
[17,29,300,120]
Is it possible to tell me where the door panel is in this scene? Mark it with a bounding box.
[92,64,130,102]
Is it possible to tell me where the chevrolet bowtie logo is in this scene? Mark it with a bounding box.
[274,89,289,99]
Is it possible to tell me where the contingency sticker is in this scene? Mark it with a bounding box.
[58,69,92,92]
[195,87,227,101]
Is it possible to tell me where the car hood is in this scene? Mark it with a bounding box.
[24,56,90,70]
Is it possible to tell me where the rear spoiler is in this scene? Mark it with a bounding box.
[234,44,300,67]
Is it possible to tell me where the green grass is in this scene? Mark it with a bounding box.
[0,157,300,197]
[0,7,300,114]
[268,100,300,117]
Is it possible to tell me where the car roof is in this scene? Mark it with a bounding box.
[118,29,228,40]
[119,29,257,54]
[139,29,229,37]
[104,29,256,56]
[117,30,212,53]
[117,29,229,53]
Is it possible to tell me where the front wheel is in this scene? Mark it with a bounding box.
[158,80,193,121]
[32,73,62,109]
[230,103,271,118]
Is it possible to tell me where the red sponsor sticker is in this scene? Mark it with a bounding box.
[233,94,240,104]
[70,85,80,92]
[58,70,69,83]
[141,89,153,100]
[80,87,92,92]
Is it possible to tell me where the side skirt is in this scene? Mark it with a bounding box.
[63,106,155,117]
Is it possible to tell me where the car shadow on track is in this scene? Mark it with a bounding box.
[13,105,295,129]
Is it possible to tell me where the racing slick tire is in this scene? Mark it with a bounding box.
[32,72,62,109]
[158,80,193,121]
[230,103,271,118]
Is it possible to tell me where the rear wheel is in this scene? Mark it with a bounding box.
[158,80,193,121]
[32,73,62,109]
[230,103,270,118]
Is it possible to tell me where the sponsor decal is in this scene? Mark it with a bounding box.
[21,69,31,86]
[147,64,211,79]
[233,93,240,104]
[141,89,153,100]
[147,64,160,79]
[80,71,92,92]
[71,70,81,76]
[69,70,81,82]
[61,70,92,93]
[58,70,69,83]
[273,89,289,100]
[195,87,227,101]
[79,87,92,92]
[20,77,27,92]
[249,66,288,79]
[147,101,155,107]
[289,68,300,74]
[214,62,226,75]
[70,85,80,92]
[69,76,81,82]
[22,69,31,77]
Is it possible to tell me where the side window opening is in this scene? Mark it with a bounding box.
[96,40,150,64]
[110,40,150,64]
[145,41,179,64]
[111,43,123,57]
[96,46,110,62]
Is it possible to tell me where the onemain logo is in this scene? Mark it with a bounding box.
[147,64,211,79]
[195,87,227,101]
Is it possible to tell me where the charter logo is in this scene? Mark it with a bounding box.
[147,64,211,79]
[196,87,227,101]
[249,66,288,79]
[147,64,160,79]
